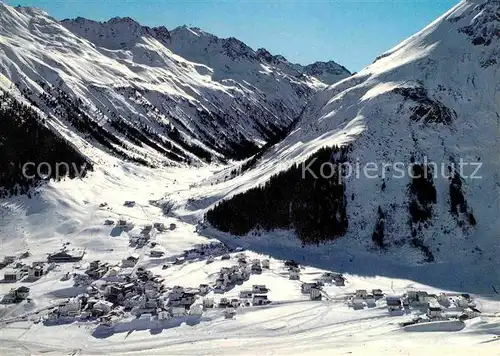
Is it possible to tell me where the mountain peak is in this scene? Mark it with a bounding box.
[61,16,171,49]
[171,25,212,38]
[0,1,48,18]
[108,16,139,25]
[302,60,351,84]
[256,48,289,65]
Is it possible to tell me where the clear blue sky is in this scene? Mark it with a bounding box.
[4,0,459,71]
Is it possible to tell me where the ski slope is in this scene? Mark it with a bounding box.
[183,0,500,269]
[0,1,500,354]
[0,159,499,355]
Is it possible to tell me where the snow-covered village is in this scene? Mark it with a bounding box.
[1,176,499,355]
[1,0,500,354]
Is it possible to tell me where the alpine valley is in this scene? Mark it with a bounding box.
[0,1,499,355]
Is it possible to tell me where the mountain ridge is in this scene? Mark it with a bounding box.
[203,0,500,264]
[60,16,351,85]
[0,1,350,188]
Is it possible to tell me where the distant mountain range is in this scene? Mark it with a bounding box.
[0,1,350,175]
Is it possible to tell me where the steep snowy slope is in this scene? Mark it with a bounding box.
[203,0,500,265]
[0,3,348,175]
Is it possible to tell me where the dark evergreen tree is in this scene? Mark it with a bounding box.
[372,206,385,248]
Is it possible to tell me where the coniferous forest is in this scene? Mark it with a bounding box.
[206,145,350,245]
[0,91,93,198]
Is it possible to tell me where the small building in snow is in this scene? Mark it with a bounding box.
[252,295,270,306]
[107,266,121,277]
[365,294,375,305]
[174,257,185,265]
[199,284,210,295]
[239,290,253,299]
[310,287,322,301]
[190,303,204,315]
[284,260,299,268]
[170,306,186,317]
[179,293,197,307]
[427,306,443,318]
[301,283,318,294]
[320,273,334,284]
[203,298,214,308]
[386,296,402,311]
[406,290,430,305]
[372,289,384,299]
[150,249,165,258]
[1,292,17,304]
[59,298,81,316]
[48,250,85,263]
[3,269,21,282]
[218,297,230,308]
[333,274,346,286]
[456,296,470,309]
[121,255,139,268]
[154,222,165,231]
[89,260,101,270]
[230,299,240,308]
[352,297,365,307]
[252,285,268,294]
[93,300,113,315]
[16,286,30,300]
[415,291,430,305]
[157,309,170,320]
[117,219,132,228]
[28,265,44,279]
[251,264,262,274]
[87,263,109,279]
[355,290,368,298]
[224,308,236,319]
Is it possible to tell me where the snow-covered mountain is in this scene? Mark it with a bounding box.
[301,61,352,85]
[204,0,500,265]
[1,2,499,353]
[0,2,349,176]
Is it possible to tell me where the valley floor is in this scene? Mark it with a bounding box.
[0,163,499,355]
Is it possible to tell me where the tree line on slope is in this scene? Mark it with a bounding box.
[206,145,350,245]
[0,91,93,198]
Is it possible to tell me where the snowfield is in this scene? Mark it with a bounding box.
[185,0,500,268]
[1,0,500,355]
[0,160,499,355]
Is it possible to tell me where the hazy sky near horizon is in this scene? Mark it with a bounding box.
[4,0,459,71]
